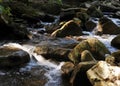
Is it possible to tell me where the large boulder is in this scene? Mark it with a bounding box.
[87,38,110,59]
[96,17,120,35]
[34,37,79,61]
[0,45,30,68]
[68,37,110,64]
[111,35,120,49]
[51,20,82,37]
[87,61,120,86]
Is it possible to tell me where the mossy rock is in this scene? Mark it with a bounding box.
[68,40,90,64]
[68,38,110,64]
[87,38,111,60]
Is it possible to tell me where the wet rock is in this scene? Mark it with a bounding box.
[0,13,31,40]
[51,20,82,37]
[85,20,96,31]
[96,17,120,35]
[81,50,96,62]
[70,61,96,86]
[34,45,71,61]
[61,62,74,76]
[105,54,116,66]
[87,38,110,60]
[0,46,30,68]
[87,6,103,18]
[87,61,120,86]
[68,40,90,64]
[34,37,79,61]
[111,35,120,49]
[68,37,110,64]
[112,50,120,64]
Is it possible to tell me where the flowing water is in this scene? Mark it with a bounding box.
[0,17,119,86]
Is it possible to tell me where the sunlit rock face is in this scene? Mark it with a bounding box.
[87,61,120,86]
[51,20,82,37]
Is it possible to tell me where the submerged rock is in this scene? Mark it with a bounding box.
[0,45,30,68]
[51,20,82,37]
[87,61,120,86]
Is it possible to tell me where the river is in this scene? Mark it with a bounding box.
[0,17,119,86]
